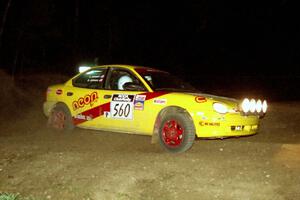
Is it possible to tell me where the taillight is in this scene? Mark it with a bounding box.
[46,88,51,101]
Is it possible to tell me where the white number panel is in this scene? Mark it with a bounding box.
[111,94,135,120]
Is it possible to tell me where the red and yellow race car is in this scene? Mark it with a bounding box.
[43,64,267,153]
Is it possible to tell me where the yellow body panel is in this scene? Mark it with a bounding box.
[44,65,261,138]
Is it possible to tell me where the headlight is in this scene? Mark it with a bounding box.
[262,100,267,113]
[241,98,250,113]
[213,103,228,114]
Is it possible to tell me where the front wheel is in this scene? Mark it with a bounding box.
[158,112,195,153]
[47,103,74,131]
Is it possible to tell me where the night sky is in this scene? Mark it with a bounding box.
[0,1,299,99]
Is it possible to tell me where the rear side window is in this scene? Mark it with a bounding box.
[72,68,107,89]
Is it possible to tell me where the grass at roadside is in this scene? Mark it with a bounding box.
[0,193,35,200]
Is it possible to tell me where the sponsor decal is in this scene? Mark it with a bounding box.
[75,114,85,120]
[134,95,146,110]
[195,96,207,103]
[72,92,98,111]
[56,89,63,95]
[112,94,134,102]
[111,94,135,120]
[135,95,146,101]
[134,101,144,110]
[153,98,167,105]
[74,114,92,121]
[199,121,220,126]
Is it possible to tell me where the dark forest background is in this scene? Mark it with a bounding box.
[0,0,299,99]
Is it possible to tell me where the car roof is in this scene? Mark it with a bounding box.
[91,64,155,71]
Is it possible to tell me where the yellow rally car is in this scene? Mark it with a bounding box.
[43,64,267,153]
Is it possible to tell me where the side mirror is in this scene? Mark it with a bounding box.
[123,82,145,91]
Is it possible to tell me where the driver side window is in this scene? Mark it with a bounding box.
[108,69,145,91]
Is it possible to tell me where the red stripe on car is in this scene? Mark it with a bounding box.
[72,91,169,125]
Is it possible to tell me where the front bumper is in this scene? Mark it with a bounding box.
[195,113,260,138]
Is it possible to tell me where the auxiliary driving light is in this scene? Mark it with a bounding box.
[255,99,262,113]
[249,99,256,113]
[241,98,268,115]
[241,98,250,113]
[262,100,268,113]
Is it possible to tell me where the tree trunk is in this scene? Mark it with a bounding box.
[0,0,12,50]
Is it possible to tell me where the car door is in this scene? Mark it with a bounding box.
[63,67,108,128]
[93,67,148,133]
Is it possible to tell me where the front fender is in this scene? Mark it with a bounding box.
[151,106,193,144]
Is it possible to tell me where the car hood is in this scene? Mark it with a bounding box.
[186,92,239,108]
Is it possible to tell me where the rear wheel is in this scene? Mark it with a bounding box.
[47,104,74,131]
[158,112,195,153]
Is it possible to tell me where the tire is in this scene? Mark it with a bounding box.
[158,111,195,153]
[47,103,74,131]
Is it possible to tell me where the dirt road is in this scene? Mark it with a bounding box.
[0,72,300,200]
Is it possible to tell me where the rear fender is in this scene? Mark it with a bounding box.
[43,101,70,117]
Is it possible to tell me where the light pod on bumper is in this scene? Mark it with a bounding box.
[249,99,256,113]
[262,100,267,113]
[242,98,250,113]
[255,99,262,113]
[241,98,268,116]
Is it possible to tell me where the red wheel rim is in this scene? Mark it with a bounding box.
[51,111,66,129]
[162,119,184,147]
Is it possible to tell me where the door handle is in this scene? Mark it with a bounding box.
[67,92,73,96]
[104,94,112,99]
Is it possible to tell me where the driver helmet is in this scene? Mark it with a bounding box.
[118,75,133,90]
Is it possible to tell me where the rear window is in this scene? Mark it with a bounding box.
[72,68,107,89]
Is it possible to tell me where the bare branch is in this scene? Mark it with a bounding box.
[0,0,13,49]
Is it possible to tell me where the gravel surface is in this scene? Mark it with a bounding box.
[0,72,299,200]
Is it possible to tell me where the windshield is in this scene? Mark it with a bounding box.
[135,68,199,92]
